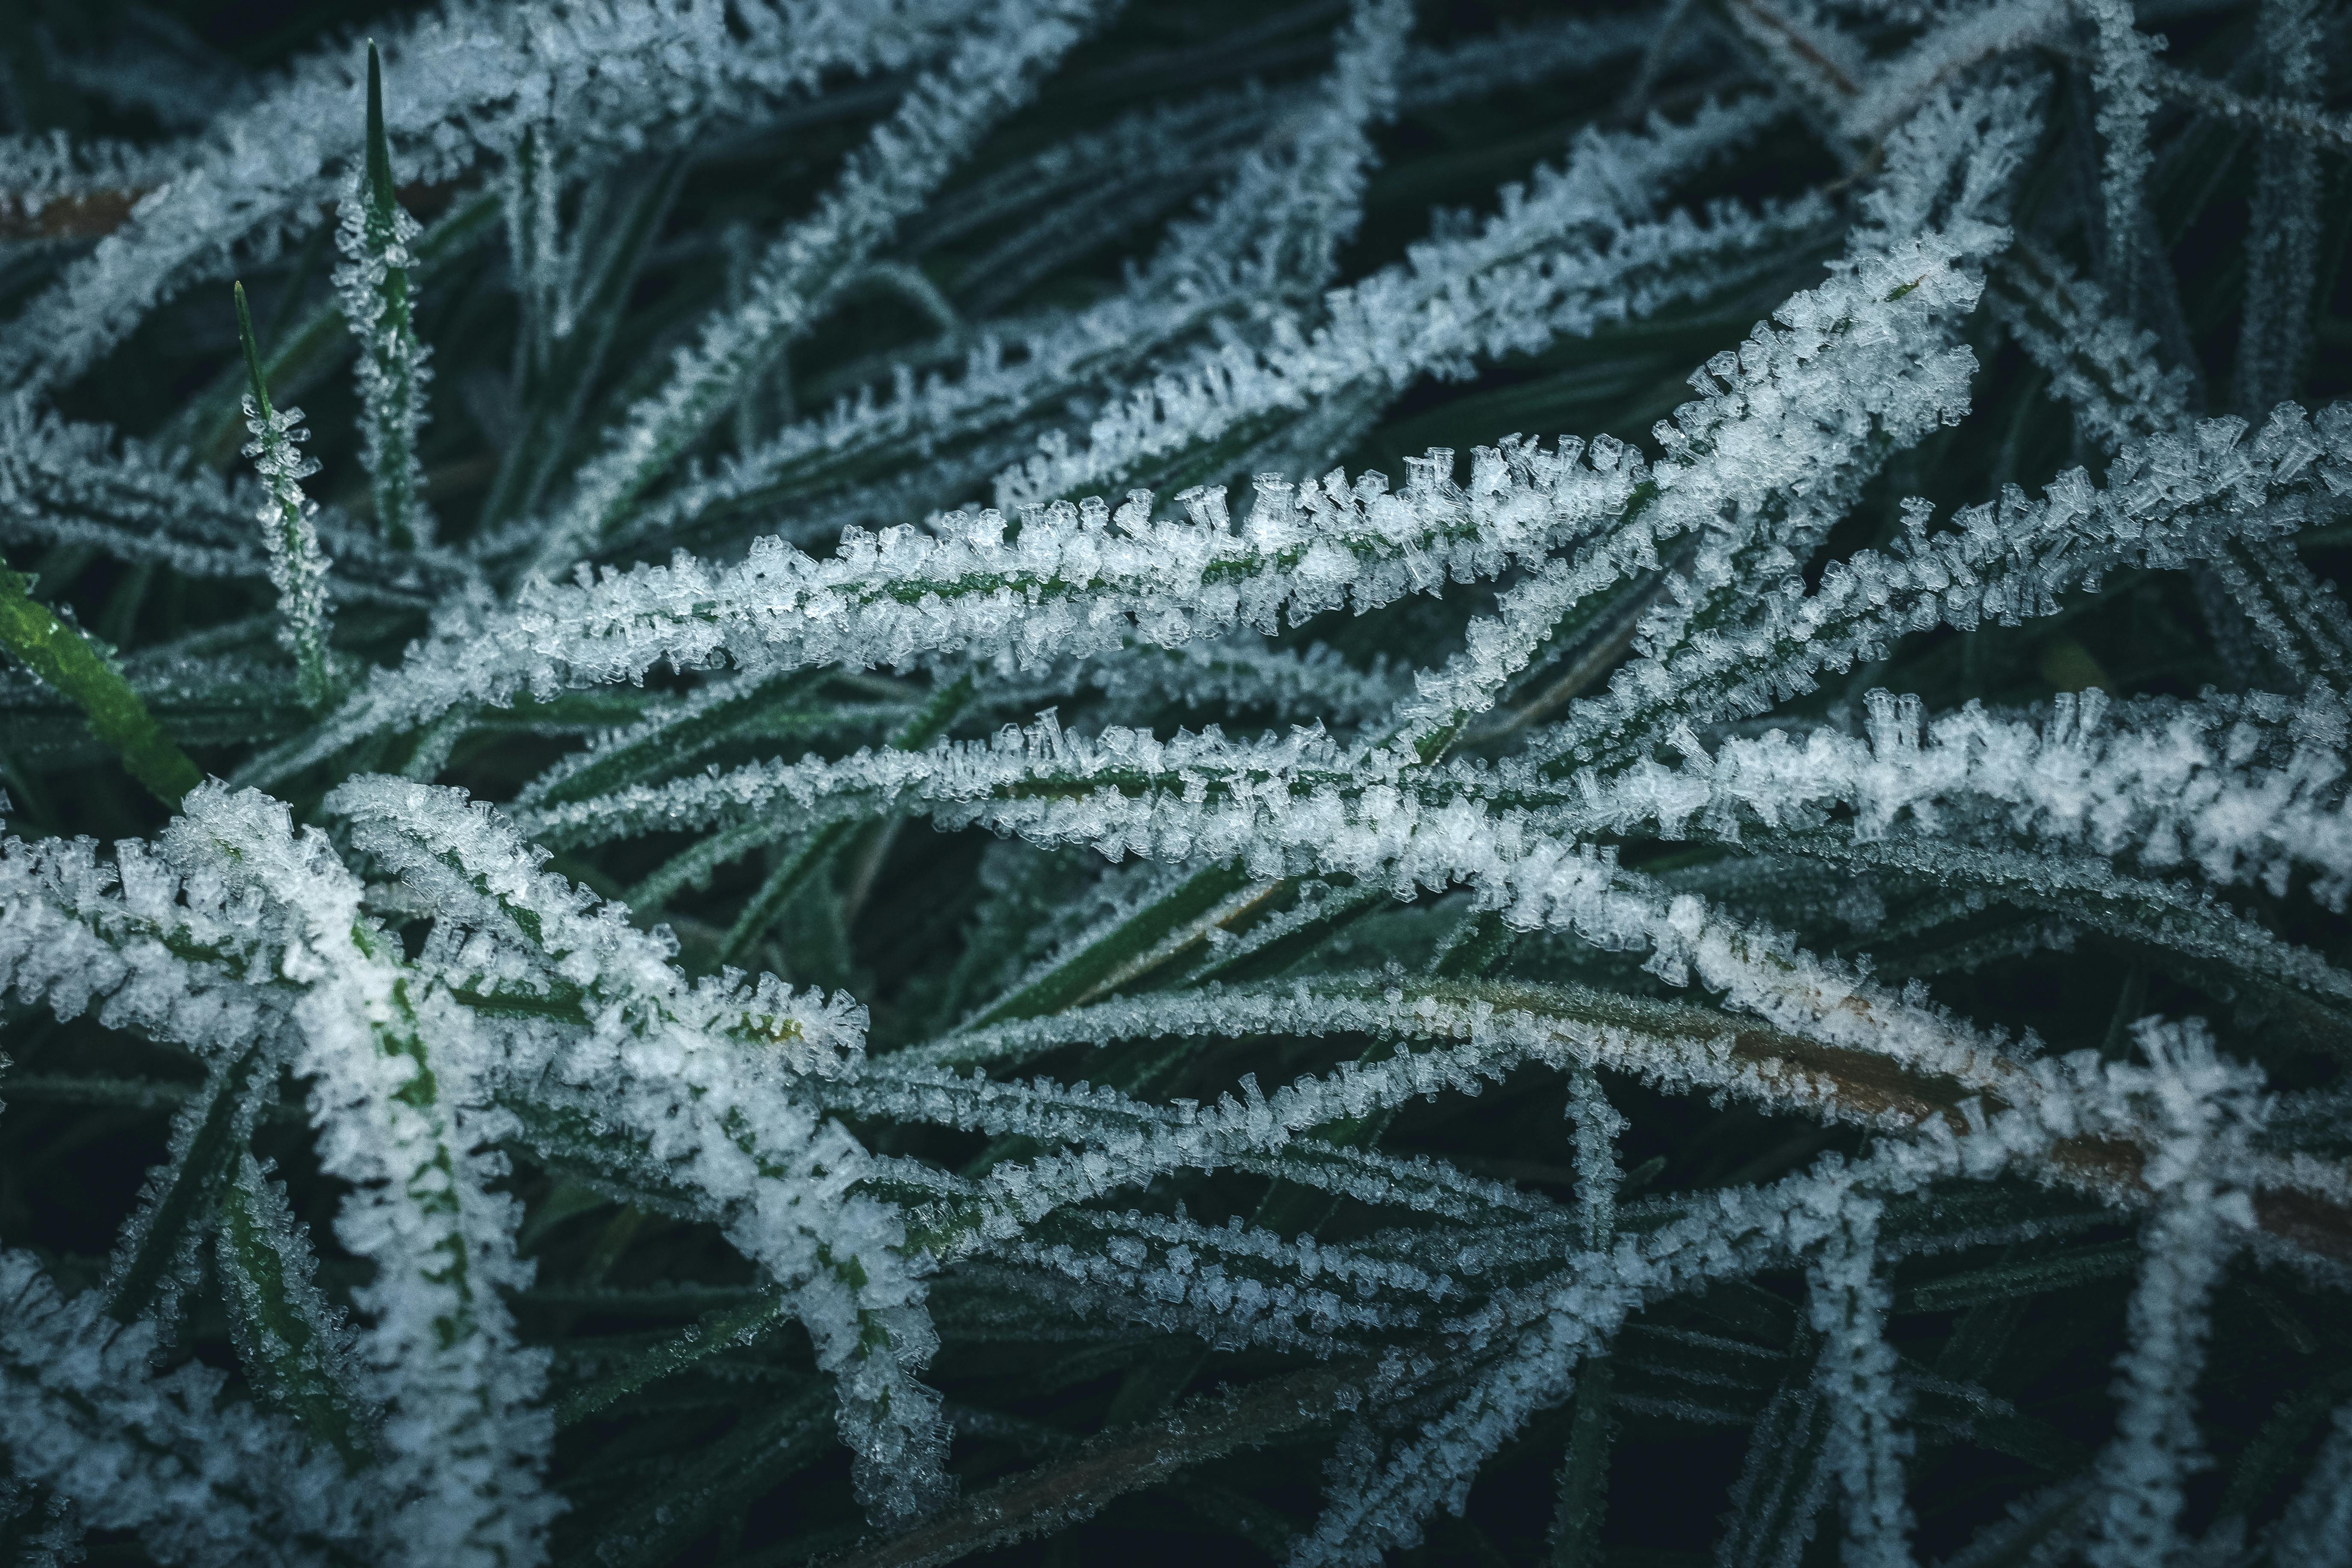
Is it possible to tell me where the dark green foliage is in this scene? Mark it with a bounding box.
[3,2,2352,1566]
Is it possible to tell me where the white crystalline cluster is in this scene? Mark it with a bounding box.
[0,831,291,1057]
[0,1250,372,1567]
[325,777,949,1522]
[2,4,2350,1565]
[334,167,438,553]
[281,431,1656,778]
[240,397,337,709]
[171,784,558,1568]
[0,394,471,608]
[525,0,1114,578]
[0,0,979,400]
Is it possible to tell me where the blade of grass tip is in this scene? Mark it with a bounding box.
[554,1293,794,1429]
[343,41,435,552]
[0,552,201,806]
[182,192,503,470]
[237,283,276,436]
[365,44,393,210]
[236,280,338,711]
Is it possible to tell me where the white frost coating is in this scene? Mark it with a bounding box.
[1839,0,2066,143]
[2079,0,2163,313]
[519,681,2352,942]
[983,1204,1455,1352]
[2084,1017,2262,1568]
[323,777,953,1525]
[1390,71,2053,760]
[8,15,2351,1562]
[1984,233,2352,690]
[990,94,1810,514]
[1290,1036,2273,1568]
[845,1053,1563,1246]
[588,90,1793,565]
[284,201,1991,781]
[240,396,337,710]
[0,0,973,398]
[0,394,474,607]
[1291,1131,1965,1565]
[2236,0,2324,415]
[334,170,438,552]
[0,131,201,229]
[169,783,558,1568]
[990,185,1828,516]
[1712,0,1871,133]
[1807,1201,1915,1568]
[0,1249,375,1568]
[0,831,289,1057]
[1559,687,2352,906]
[330,777,866,1077]
[899,974,1965,1131]
[914,6,1656,310]
[1517,76,2048,765]
[1565,1067,1625,1249]
[1142,0,1413,301]
[1072,638,1408,733]
[845,974,2297,1260]
[1529,398,2352,773]
[526,0,1112,577]
[505,688,2352,1233]
[1987,236,2192,453]
[271,434,1651,779]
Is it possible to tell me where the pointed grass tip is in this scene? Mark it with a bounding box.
[232,280,272,420]
[366,41,396,216]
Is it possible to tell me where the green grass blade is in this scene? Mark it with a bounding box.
[217,1152,375,1468]
[965,859,1260,1029]
[563,1383,833,1568]
[1546,1353,1615,1567]
[0,557,201,805]
[554,1295,791,1429]
[102,1042,268,1324]
[716,671,972,966]
[1715,1326,1831,1568]
[235,281,339,710]
[345,41,435,552]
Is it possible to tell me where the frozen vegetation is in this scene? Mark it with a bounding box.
[0,0,2350,1563]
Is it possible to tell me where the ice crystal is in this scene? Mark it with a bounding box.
[1,2,2349,1565]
